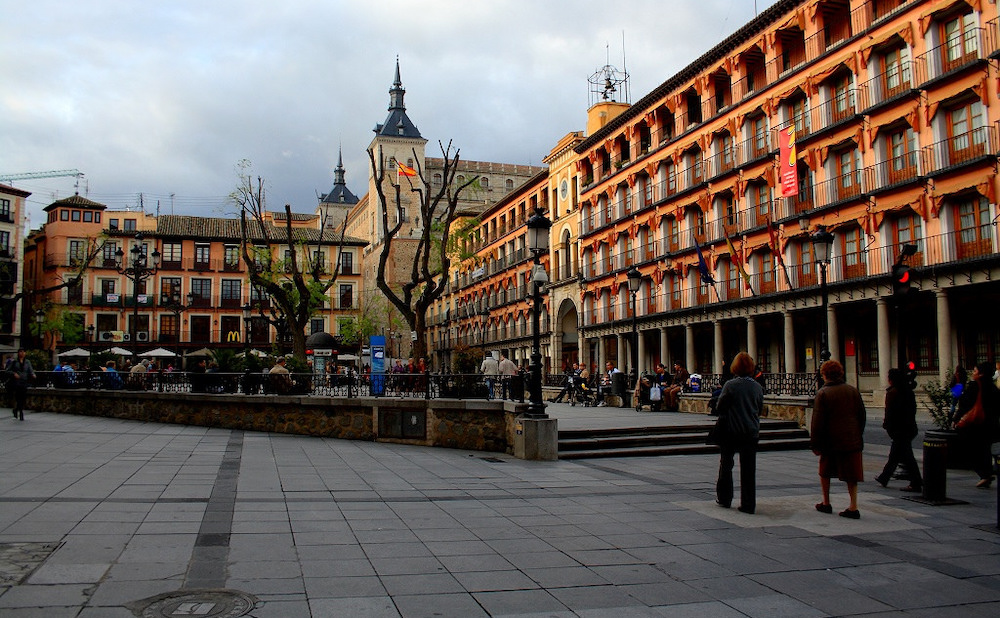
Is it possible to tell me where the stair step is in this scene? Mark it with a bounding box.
[558,438,813,460]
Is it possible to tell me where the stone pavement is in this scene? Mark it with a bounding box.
[1,404,998,617]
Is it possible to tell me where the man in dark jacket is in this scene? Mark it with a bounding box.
[811,360,866,519]
[875,368,922,492]
[5,349,36,421]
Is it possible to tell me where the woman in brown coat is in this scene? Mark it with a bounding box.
[811,360,867,519]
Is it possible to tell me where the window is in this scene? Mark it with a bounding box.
[83,211,93,222]
[190,279,211,306]
[224,245,240,270]
[160,277,182,303]
[940,11,979,72]
[339,284,353,309]
[0,231,9,255]
[68,239,86,266]
[895,213,923,261]
[340,251,353,275]
[71,210,81,222]
[60,210,69,221]
[759,251,776,293]
[109,218,119,230]
[0,198,9,220]
[880,46,910,99]
[797,241,816,286]
[836,148,861,200]
[946,99,986,164]
[310,318,325,335]
[101,279,117,296]
[789,94,808,135]
[505,179,514,191]
[751,115,768,158]
[123,219,136,231]
[160,314,180,343]
[886,126,917,184]
[221,280,241,307]
[954,195,992,259]
[830,72,852,122]
[841,227,866,277]
[749,183,770,226]
[194,243,211,268]
[161,242,182,266]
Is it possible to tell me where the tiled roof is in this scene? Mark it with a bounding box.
[107,215,367,246]
[43,193,107,212]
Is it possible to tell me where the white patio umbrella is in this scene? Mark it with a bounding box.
[139,347,178,358]
[58,347,91,357]
[238,349,268,358]
[103,347,133,356]
[184,347,214,358]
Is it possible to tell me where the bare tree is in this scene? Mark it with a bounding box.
[232,163,351,361]
[367,141,478,359]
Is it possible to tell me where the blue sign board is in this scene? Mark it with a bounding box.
[370,335,386,395]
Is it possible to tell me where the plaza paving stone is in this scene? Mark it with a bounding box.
[1,405,998,617]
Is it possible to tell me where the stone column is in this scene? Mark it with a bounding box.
[714,320,724,374]
[783,311,796,373]
[746,315,757,359]
[597,336,605,371]
[617,334,627,372]
[660,327,669,367]
[877,298,891,389]
[936,289,952,384]
[685,324,695,372]
[827,303,839,362]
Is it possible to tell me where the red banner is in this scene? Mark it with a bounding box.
[778,126,797,197]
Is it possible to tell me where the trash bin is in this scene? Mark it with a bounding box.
[922,429,950,503]
[611,372,630,408]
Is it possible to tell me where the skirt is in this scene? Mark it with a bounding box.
[818,451,864,483]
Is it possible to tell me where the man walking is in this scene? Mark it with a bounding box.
[5,349,36,421]
[498,354,519,400]
[480,353,499,400]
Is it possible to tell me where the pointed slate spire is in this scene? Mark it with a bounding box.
[320,146,359,205]
[373,58,422,139]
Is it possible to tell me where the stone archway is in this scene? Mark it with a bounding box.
[554,298,580,373]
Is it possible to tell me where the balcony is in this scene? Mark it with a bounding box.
[857,60,917,111]
[867,151,921,193]
[920,125,998,175]
[916,28,991,85]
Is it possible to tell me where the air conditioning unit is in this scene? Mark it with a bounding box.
[122,333,131,342]
[136,331,149,342]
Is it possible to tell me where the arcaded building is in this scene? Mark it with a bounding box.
[570,0,999,395]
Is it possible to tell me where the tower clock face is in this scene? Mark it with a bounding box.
[560,180,569,200]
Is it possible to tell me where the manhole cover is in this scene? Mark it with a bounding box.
[129,589,257,618]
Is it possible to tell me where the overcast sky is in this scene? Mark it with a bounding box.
[1,0,774,231]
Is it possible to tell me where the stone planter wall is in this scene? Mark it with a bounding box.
[678,393,812,428]
[27,388,520,455]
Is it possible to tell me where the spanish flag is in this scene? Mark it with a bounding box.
[397,162,417,177]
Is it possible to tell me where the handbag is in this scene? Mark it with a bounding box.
[649,385,662,402]
[706,416,727,445]
[956,398,985,429]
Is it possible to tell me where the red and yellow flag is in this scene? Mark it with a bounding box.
[397,162,417,177]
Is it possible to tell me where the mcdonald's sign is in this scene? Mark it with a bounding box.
[227,330,241,342]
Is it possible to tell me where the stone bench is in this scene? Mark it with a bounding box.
[678,392,812,428]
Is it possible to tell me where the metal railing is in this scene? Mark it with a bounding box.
[24,370,532,401]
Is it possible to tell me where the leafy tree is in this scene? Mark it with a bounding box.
[231,160,352,362]
[367,141,478,359]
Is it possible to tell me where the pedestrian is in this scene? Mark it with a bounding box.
[551,362,579,403]
[954,362,1000,488]
[811,360,866,519]
[948,366,967,425]
[480,353,499,400]
[875,368,922,493]
[666,362,689,411]
[5,349,36,421]
[712,352,763,514]
[498,354,518,400]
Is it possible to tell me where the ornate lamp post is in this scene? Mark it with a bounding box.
[525,208,551,419]
[162,291,194,358]
[34,308,45,350]
[626,266,642,387]
[478,299,490,359]
[115,232,160,358]
[242,303,253,393]
[811,225,834,367]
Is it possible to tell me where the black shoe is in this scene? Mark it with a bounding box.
[839,509,860,519]
[874,475,888,488]
[737,506,755,515]
[18,411,24,421]
[715,500,731,509]
[815,503,833,514]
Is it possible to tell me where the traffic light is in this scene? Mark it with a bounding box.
[905,361,918,390]
[892,263,914,296]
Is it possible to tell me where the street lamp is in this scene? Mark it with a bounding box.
[811,225,834,367]
[242,303,253,392]
[115,232,161,358]
[525,208,551,419]
[478,298,490,359]
[162,291,194,358]
[34,308,45,349]
[627,266,642,387]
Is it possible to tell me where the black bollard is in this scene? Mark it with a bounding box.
[922,430,949,503]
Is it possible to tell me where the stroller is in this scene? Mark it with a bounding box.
[634,373,663,411]
[565,373,595,407]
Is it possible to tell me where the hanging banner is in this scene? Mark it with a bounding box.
[778,126,797,197]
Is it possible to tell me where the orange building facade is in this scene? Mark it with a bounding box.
[435,0,1000,397]
[23,195,367,359]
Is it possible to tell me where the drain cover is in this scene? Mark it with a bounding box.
[130,589,257,618]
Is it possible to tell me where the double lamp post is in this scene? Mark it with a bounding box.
[115,233,161,358]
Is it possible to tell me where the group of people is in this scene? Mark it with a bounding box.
[711,352,1000,519]
[480,353,523,400]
